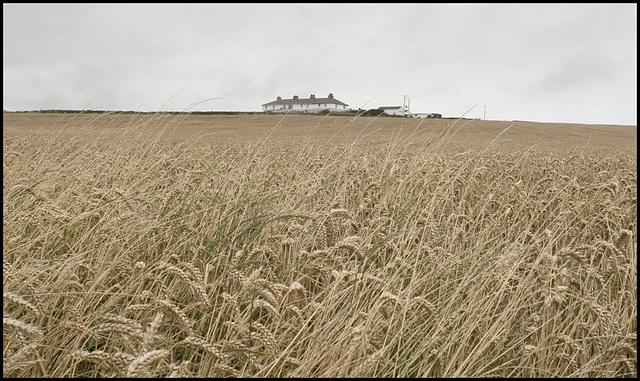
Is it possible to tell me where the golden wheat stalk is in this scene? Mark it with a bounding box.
[155,299,194,334]
[410,296,435,314]
[64,321,95,338]
[3,342,39,375]
[351,347,385,377]
[250,321,277,353]
[3,317,43,340]
[161,264,210,307]
[183,335,228,361]
[213,363,242,377]
[96,322,146,341]
[257,288,279,310]
[3,259,16,283]
[3,292,42,317]
[73,350,136,375]
[167,360,192,378]
[253,298,281,319]
[126,349,169,377]
[102,313,143,331]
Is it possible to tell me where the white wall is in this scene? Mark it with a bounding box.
[262,104,285,112]
[263,102,349,113]
[382,108,405,116]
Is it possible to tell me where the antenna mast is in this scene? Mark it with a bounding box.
[403,95,410,116]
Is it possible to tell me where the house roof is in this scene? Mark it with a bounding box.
[378,106,403,110]
[262,96,348,107]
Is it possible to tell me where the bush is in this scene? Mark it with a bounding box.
[360,108,385,116]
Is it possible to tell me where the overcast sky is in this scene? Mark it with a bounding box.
[3,3,637,125]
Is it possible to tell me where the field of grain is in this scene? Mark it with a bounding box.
[3,111,637,377]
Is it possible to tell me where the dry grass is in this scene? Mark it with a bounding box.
[3,111,637,377]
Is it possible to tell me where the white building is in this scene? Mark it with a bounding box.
[262,93,349,113]
[378,106,410,117]
[412,112,442,119]
[379,95,413,117]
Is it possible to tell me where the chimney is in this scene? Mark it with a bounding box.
[293,95,298,100]
[310,94,315,99]
[328,93,334,99]
[277,96,281,100]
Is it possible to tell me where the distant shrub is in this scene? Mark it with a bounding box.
[361,108,385,116]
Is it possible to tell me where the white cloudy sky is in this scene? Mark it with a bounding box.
[3,3,637,125]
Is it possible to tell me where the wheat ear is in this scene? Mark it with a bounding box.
[126,349,169,377]
[250,321,277,353]
[351,348,385,377]
[183,335,228,361]
[3,292,42,317]
[73,350,136,375]
[3,317,43,340]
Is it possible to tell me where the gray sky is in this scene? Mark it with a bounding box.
[3,3,637,125]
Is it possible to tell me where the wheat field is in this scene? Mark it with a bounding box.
[3,111,636,377]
